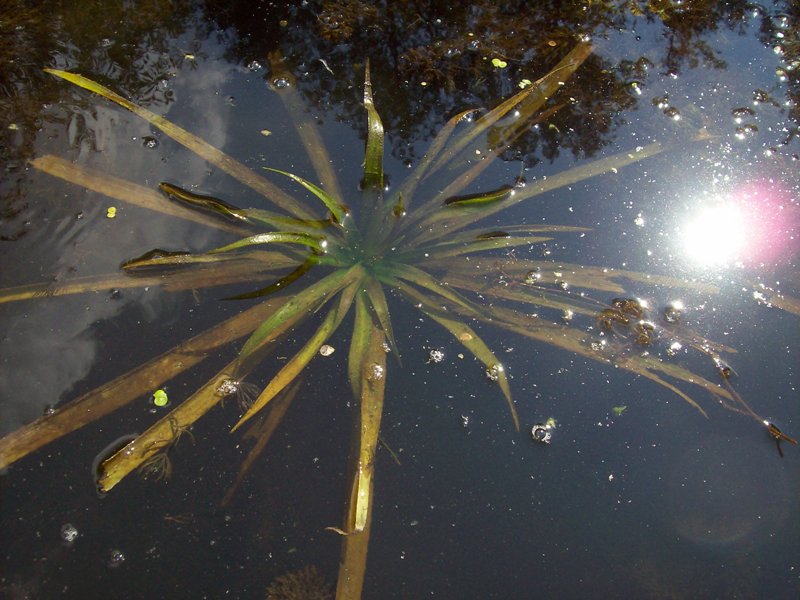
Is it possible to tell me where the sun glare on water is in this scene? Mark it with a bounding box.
[681,204,747,267]
[677,182,798,269]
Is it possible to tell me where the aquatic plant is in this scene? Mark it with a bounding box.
[266,565,333,600]
[0,42,794,597]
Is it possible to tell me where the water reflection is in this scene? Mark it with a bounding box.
[667,434,789,547]
[0,2,798,599]
[677,181,798,269]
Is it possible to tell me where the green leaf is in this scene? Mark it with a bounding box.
[443,185,514,207]
[232,279,358,431]
[208,231,327,255]
[263,167,349,225]
[159,182,251,222]
[239,265,364,358]
[395,108,474,212]
[361,60,384,191]
[242,208,333,231]
[386,262,483,317]
[363,275,399,360]
[222,255,318,300]
[348,291,372,400]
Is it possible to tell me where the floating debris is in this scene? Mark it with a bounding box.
[216,378,259,411]
[152,389,169,407]
[107,549,126,568]
[319,344,335,357]
[60,523,79,545]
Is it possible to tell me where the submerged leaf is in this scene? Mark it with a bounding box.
[443,185,514,207]
[208,231,328,255]
[222,255,318,300]
[239,265,364,358]
[263,167,349,225]
[30,155,247,234]
[0,300,284,470]
[232,278,359,431]
[361,60,384,191]
[159,182,251,222]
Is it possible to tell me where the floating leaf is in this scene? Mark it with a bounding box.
[152,389,169,407]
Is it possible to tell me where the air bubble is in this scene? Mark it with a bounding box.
[531,422,554,444]
[367,363,384,381]
[60,523,79,545]
[272,77,291,89]
[141,136,159,149]
[663,106,681,121]
[108,549,126,568]
[662,301,684,323]
[485,364,502,382]
[589,339,606,352]
[247,60,263,71]
[524,269,541,284]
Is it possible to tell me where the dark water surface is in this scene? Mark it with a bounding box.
[1,2,798,598]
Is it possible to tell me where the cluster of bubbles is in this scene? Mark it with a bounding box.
[484,364,503,382]
[367,363,384,381]
[427,349,445,363]
[59,524,126,569]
